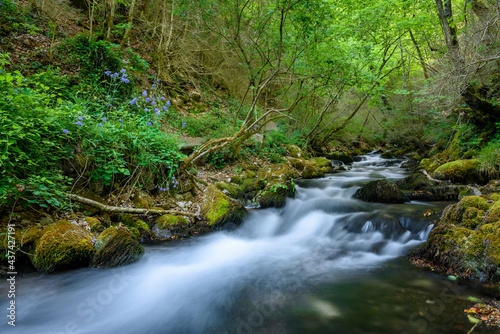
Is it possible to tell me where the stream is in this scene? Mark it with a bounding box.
[1,153,498,334]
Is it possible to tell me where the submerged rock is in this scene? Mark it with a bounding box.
[91,226,144,268]
[33,220,95,273]
[353,180,408,203]
[201,185,247,227]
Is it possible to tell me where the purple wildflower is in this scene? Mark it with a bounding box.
[78,116,84,121]
[163,106,167,111]
[75,121,83,126]
[102,117,107,122]
[142,90,147,97]
[119,119,123,122]
[182,122,186,128]
[166,101,171,106]
[98,123,102,127]
[147,122,153,126]
[63,129,69,134]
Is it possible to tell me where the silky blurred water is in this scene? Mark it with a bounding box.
[1,153,496,334]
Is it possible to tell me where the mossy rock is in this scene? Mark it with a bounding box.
[310,157,333,172]
[483,202,500,224]
[353,180,408,204]
[287,157,308,171]
[215,181,244,200]
[381,151,394,159]
[412,219,500,282]
[32,220,96,273]
[325,151,354,164]
[241,170,256,180]
[286,144,308,159]
[396,173,436,190]
[153,214,189,238]
[302,160,325,179]
[201,186,247,227]
[257,180,295,209]
[490,193,500,201]
[86,217,106,233]
[432,159,483,184]
[127,227,141,240]
[458,187,482,200]
[442,196,490,225]
[91,226,144,268]
[461,207,485,229]
[132,190,154,209]
[230,175,243,185]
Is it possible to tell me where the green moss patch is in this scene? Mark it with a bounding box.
[33,220,95,273]
[201,186,247,227]
[432,159,483,184]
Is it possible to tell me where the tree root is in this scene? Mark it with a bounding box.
[67,194,197,218]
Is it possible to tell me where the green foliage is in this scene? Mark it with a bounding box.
[476,138,500,178]
[0,52,183,210]
[57,35,148,97]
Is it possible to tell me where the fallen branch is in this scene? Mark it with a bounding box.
[67,194,197,218]
[422,170,442,183]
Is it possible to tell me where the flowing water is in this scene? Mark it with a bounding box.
[1,154,498,334]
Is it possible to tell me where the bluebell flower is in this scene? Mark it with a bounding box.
[182,122,186,128]
[146,97,150,102]
[75,121,83,126]
[155,109,160,115]
[144,108,149,112]
[142,90,147,97]
[166,101,171,106]
[122,73,127,78]
[63,129,69,134]
[98,123,102,127]
[147,122,153,126]
[104,71,111,76]
[155,184,158,188]
[163,106,167,111]
[120,69,126,73]
[161,97,166,100]
[151,101,156,105]
[78,116,84,121]
[119,119,123,122]
[130,98,137,105]
[102,117,107,122]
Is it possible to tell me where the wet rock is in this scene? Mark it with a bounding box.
[396,173,437,190]
[458,186,482,200]
[404,185,466,201]
[353,180,408,203]
[311,157,333,172]
[91,226,144,268]
[33,220,95,273]
[201,186,247,227]
[325,151,353,164]
[85,216,107,233]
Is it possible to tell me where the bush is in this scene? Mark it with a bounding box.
[476,139,500,178]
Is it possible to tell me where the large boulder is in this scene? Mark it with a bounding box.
[325,151,353,164]
[286,158,325,179]
[432,159,483,184]
[201,186,247,227]
[353,180,408,203]
[256,163,299,183]
[215,181,244,200]
[404,185,466,202]
[32,220,95,273]
[91,226,144,268]
[411,196,500,282]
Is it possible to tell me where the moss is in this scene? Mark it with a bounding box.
[461,207,485,229]
[132,190,153,209]
[459,196,490,211]
[412,154,421,160]
[134,220,150,231]
[156,214,189,229]
[432,159,482,184]
[483,202,500,224]
[286,144,308,159]
[201,186,247,227]
[257,163,299,182]
[91,226,144,268]
[311,157,332,168]
[490,193,500,201]
[32,220,95,273]
[419,158,429,169]
[396,173,435,190]
[381,151,394,159]
[353,180,408,203]
[230,175,243,185]
[302,161,324,179]
[287,157,307,171]
[326,151,354,163]
[127,227,141,240]
[257,180,295,209]
[242,170,256,180]
[215,181,244,200]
